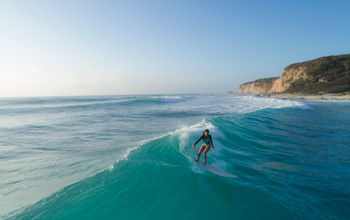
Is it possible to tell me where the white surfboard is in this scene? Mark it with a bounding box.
[195,160,237,178]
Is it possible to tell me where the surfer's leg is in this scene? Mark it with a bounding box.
[196,145,206,162]
[203,146,210,165]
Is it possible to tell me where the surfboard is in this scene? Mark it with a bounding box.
[195,160,237,178]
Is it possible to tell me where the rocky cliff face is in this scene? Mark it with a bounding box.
[237,54,350,94]
[237,77,280,94]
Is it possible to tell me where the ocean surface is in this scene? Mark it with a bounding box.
[1,94,349,219]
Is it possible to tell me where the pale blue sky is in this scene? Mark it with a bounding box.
[1,0,350,97]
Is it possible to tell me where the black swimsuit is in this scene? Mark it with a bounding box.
[194,135,213,147]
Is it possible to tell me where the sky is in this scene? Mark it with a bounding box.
[1,0,350,97]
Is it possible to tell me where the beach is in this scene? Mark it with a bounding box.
[265,93,350,100]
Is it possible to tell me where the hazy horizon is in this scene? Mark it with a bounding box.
[1,0,350,97]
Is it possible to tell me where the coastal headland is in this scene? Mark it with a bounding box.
[237,54,350,100]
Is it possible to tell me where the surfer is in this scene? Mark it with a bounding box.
[192,129,214,165]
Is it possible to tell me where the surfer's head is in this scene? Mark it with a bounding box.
[203,129,209,136]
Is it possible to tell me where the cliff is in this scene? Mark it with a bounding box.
[237,77,280,94]
[237,54,350,95]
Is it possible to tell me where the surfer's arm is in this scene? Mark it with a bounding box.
[192,136,203,149]
[194,136,203,146]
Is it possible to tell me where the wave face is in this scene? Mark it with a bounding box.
[1,94,350,219]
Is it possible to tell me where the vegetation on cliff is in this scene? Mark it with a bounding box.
[283,54,350,94]
[240,77,279,87]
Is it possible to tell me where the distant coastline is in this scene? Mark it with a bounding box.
[236,54,350,100]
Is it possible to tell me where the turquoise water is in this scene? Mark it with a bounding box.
[1,94,350,219]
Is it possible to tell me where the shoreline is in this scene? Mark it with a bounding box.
[262,93,350,100]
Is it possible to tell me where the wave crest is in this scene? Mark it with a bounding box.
[170,95,310,114]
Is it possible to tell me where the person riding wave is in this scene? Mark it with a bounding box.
[192,129,214,165]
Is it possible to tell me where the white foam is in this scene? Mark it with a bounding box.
[171,95,310,114]
[171,119,216,135]
[172,120,216,150]
[108,130,179,171]
[108,145,139,171]
[151,95,185,103]
[232,95,310,113]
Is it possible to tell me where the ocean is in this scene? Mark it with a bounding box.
[1,94,349,219]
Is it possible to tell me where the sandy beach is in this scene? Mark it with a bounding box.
[265,93,350,100]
